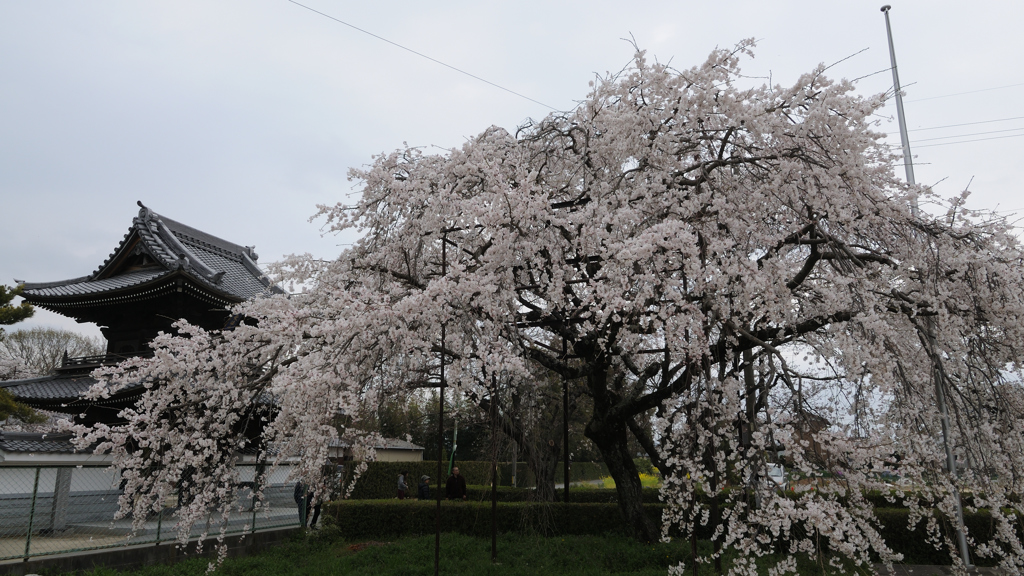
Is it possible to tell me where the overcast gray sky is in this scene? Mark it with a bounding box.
[2,0,1022,339]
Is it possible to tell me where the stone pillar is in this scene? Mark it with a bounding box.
[50,467,72,531]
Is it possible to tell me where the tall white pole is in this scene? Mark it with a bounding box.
[881,6,971,568]
[882,5,916,194]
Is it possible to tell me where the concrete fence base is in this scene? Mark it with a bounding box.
[0,526,302,576]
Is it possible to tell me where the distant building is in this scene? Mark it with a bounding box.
[328,438,424,462]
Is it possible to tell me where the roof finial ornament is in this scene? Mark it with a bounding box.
[137,200,152,221]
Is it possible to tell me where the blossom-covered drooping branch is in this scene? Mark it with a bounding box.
[72,43,1024,574]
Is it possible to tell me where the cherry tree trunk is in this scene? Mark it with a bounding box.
[585,413,659,543]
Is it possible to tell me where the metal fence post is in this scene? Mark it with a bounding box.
[252,464,260,533]
[24,467,41,561]
[156,499,163,544]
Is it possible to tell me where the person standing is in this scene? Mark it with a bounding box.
[445,466,467,501]
[417,475,431,500]
[293,481,311,527]
[397,470,409,499]
[308,492,322,529]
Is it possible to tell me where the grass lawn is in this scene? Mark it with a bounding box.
[84,532,863,576]
[590,473,662,490]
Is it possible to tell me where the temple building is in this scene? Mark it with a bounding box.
[0,202,282,463]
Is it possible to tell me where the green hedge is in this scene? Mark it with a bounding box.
[872,508,1023,567]
[633,459,658,475]
[554,461,610,483]
[860,490,1020,510]
[321,500,1020,566]
[344,461,615,499]
[460,486,662,503]
[321,500,669,539]
[345,461,488,500]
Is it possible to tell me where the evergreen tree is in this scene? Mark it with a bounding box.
[0,285,34,337]
[0,284,45,424]
[0,388,47,423]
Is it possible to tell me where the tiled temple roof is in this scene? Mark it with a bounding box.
[0,373,144,412]
[20,202,282,304]
[22,269,171,298]
[0,432,79,454]
[0,374,99,401]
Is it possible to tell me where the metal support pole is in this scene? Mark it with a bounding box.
[24,467,40,561]
[156,498,164,543]
[251,463,260,535]
[490,378,498,563]
[511,441,517,487]
[562,337,570,503]
[434,230,448,576]
[881,5,971,567]
[743,349,761,509]
[251,495,257,534]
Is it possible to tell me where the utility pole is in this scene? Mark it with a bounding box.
[882,5,915,191]
[881,5,972,568]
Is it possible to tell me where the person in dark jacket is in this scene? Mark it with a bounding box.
[397,471,409,499]
[445,466,467,501]
[293,481,311,527]
[417,475,431,500]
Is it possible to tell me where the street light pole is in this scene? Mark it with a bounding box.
[881,6,971,568]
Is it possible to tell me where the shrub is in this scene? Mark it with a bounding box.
[871,508,1022,566]
[554,461,609,483]
[343,461,617,499]
[354,483,662,504]
[321,500,668,539]
[633,459,657,475]
[321,500,1020,566]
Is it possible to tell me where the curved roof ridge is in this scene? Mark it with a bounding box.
[239,250,284,294]
[20,275,92,291]
[88,229,135,280]
[135,204,183,266]
[19,201,281,302]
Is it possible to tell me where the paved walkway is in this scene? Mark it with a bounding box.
[0,505,298,563]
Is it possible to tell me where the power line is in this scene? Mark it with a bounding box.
[904,82,1024,103]
[897,115,1024,134]
[913,132,1024,148]
[285,0,558,111]
[912,126,1024,143]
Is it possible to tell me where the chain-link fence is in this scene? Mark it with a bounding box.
[0,465,301,562]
